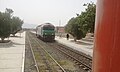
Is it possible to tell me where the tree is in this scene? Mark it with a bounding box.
[82,2,96,33]
[0,12,11,42]
[65,18,85,41]
[0,8,23,42]
[11,17,23,36]
[65,2,96,40]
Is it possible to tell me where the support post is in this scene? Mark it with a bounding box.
[93,0,120,72]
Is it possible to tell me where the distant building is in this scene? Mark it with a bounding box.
[55,26,65,33]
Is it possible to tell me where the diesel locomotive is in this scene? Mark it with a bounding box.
[36,23,55,42]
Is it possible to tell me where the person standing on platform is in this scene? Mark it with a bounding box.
[66,33,69,40]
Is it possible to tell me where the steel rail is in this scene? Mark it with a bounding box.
[29,32,66,72]
[56,47,91,70]
[46,42,92,71]
[27,32,40,72]
[35,37,66,72]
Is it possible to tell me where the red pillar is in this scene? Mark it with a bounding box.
[93,0,120,72]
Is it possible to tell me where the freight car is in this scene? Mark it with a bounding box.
[36,23,55,42]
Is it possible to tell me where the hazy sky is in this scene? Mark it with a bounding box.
[0,0,96,26]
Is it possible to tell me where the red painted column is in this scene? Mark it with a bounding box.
[93,0,120,72]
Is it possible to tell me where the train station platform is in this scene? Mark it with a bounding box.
[55,36,93,57]
[0,32,25,72]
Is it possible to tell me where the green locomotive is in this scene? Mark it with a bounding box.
[36,23,55,42]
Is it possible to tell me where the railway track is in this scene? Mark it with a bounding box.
[47,42,92,72]
[26,32,66,72]
[24,32,38,72]
[29,31,92,72]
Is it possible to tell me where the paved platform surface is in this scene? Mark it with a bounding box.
[0,32,25,72]
[55,37,93,57]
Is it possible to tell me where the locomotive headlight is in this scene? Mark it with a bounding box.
[44,33,47,35]
[52,33,54,35]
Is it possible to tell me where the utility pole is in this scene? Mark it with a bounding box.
[59,20,61,37]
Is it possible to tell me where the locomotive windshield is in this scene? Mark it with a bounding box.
[43,26,55,30]
[43,27,54,30]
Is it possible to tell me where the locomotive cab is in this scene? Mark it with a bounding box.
[42,23,55,41]
[36,23,55,42]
